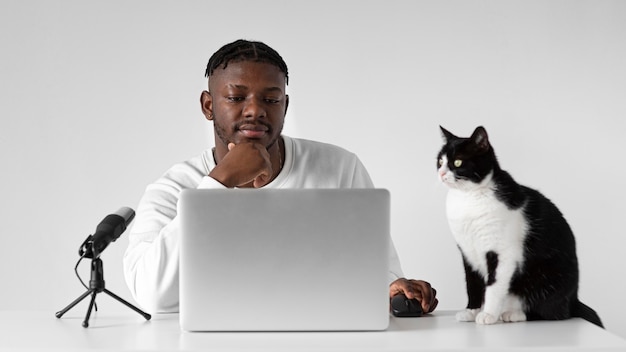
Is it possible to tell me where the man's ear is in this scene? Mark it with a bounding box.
[200,90,214,121]
[284,94,289,116]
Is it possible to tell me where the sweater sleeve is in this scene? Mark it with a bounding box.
[123,157,222,313]
[350,156,405,284]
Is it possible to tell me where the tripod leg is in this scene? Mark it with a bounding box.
[103,288,151,320]
[82,291,98,328]
[55,289,94,318]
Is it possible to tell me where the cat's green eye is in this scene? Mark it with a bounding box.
[438,159,444,166]
[454,159,463,167]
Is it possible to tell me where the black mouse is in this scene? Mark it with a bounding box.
[390,294,423,317]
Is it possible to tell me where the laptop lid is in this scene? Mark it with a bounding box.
[179,188,390,331]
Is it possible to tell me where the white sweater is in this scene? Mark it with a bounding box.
[123,136,404,313]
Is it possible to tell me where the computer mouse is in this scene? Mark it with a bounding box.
[390,294,423,317]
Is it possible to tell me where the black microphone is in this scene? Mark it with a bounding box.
[79,207,135,259]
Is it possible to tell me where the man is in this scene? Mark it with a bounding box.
[123,39,438,314]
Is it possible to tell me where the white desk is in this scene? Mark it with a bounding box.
[1,310,625,351]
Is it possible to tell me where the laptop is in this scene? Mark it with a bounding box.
[178,188,390,332]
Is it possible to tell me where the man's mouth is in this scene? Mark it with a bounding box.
[238,124,269,139]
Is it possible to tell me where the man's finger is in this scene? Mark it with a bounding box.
[253,172,271,188]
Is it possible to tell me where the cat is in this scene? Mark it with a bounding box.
[436,125,603,327]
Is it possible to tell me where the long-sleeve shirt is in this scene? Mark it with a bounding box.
[123,135,404,313]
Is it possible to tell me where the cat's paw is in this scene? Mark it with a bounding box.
[501,310,527,323]
[456,309,480,322]
[475,311,499,325]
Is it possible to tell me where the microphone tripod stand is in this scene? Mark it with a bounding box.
[55,257,151,327]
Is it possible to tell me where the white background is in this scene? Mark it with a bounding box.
[2,0,625,339]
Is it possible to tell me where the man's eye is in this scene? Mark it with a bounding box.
[265,98,280,104]
[227,96,244,102]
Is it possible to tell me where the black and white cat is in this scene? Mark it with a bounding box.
[437,125,603,327]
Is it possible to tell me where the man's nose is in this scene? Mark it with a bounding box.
[243,98,266,119]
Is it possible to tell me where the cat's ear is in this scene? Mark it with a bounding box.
[470,126,490,153]
[440,126,457,142]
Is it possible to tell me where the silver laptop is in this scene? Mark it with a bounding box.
[178,188,390,332]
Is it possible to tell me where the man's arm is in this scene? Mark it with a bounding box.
[350,156,406,283]
[123,159,224,313]
[209,142,273,188]
[351,156,438,313]
[389,279,439,313]
[123,180,183,313]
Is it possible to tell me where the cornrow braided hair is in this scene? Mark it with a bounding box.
[205,39,289,84]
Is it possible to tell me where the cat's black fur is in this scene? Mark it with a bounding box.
[438,125,603,327]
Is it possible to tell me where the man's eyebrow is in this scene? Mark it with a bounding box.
[264,86,285,94]
[226,84,284,94]
[227,84,248,90]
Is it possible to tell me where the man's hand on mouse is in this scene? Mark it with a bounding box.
[209,142,273,188]
[389,278,438,313]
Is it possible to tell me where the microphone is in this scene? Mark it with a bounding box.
[79,207,135,259]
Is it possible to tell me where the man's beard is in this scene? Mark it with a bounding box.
[214,120,283,150]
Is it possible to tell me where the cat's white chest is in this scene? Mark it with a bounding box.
[446,187,526,275]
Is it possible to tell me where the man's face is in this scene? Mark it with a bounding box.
[203,61,289,152]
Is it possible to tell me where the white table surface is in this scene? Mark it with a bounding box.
[1,310,625,351]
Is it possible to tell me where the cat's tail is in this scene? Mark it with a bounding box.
[571,300,604,328]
